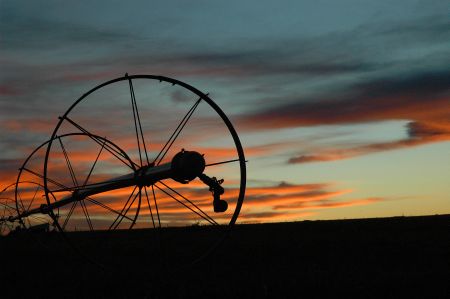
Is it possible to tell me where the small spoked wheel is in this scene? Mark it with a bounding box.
[15,133,135,232]
[0,183,21,236]
[42,74,246,269]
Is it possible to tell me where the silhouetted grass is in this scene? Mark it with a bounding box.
[1,214,449,298]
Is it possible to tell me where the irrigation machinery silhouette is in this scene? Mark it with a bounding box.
[0,74,246,269]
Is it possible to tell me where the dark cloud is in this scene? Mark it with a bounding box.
[408,121,450,139]
[151,12,450,81]
[355,69,450,99]
[2,9,448,108]
[374,13,450,45]
[170,90,192,104]
[0,158,22,185]
[0,8,134,51]
[0,85,20,96]
[238,68,450,130]
[0,158,21,173]
[167,51,371,77]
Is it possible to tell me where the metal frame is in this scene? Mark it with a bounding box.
[1,74,246,268]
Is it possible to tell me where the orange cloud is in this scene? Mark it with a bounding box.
[2,119,55,134]
[273,197,382,210]
[236,68,450,162]
[1,177,383,229]
[2,132,386,229]
[236,181,384,223]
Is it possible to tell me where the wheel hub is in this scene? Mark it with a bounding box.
[171,149,205,184]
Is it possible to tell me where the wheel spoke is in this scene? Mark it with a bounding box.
[147,185,163,264]
[150,185,161,228]
[61,116,138,170]
[153,98,202,166]
[18,193,33,228]
[29,215,51,224]
[79,199,93,231]
[129,189,142,229]
[58,136,79,187]
[17,190,26,212]
[127,75,150,166]
[159,181,219,225]
[0,202,14,209]
[59,137,95,231]
[206,158,247,167]
[143,186,156,229]
[62,201,78,230]
[111,190,139,230]
[109,186,138,230]
[85,197,134,222]
[26,184,41,211]
[21,167,67,190]
[155,182,218,226]
[82,137,106,188]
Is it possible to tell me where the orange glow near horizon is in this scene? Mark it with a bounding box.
[1,157,385,229]
[1,75,449,229]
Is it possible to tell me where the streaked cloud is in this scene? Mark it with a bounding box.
[238,69,450,129]
[289,121,450,164]
[1,0,449,223]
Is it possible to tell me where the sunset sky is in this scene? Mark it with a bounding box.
[1,0,449,226]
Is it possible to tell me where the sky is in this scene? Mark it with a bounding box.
[0,0,449,228]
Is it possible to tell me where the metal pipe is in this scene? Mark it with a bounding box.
[9,150,205,221]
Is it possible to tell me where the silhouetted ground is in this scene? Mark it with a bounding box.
[1,214,449,298]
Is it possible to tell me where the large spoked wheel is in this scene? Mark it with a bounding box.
[42,74,246,268]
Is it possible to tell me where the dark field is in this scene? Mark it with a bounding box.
[1,214,449,298]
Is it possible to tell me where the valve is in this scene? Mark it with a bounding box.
[198,173,228,213]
